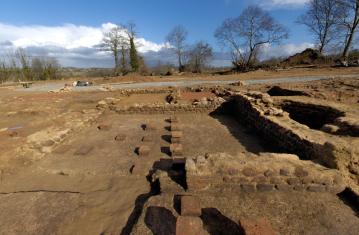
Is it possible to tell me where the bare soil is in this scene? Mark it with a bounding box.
[0,68,358,234]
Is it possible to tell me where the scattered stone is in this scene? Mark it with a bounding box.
[74,145,94,155]
[97,124,111,131]
[138,145,150,156]
[42,140,55,147]
[114,134,126,141]
[176,216,205,235]
[239,218,276,235]
[321,124,340,134]
[8,131,18,137]
[180,195,201,216]
[53,145,71,154]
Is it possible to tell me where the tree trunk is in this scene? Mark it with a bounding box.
[121,46,126,74]
[342,28,355,62]
[178,53,183,72]
[342,1,359,63]
[114,51,119,76]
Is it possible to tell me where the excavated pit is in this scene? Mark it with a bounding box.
[267,86,309,97]
[281,101,345,130]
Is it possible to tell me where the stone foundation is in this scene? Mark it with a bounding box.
[185,153,346,195]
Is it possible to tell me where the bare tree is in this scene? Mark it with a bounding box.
[339,0,359,63]
[298,0,344,53]
[15,48,33,81]
[99,25,129,75]
[166,25,188,72]
[189,41,213,73]
[32,57,61,80]
[215,6,289,70]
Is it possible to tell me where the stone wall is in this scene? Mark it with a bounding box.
[229,91,359,195]
[185,153,345,195]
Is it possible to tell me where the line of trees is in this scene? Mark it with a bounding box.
[2,2,356,82]
[297,0,359,64]
[0,48,61,83]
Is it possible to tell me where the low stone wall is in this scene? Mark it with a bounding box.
[186,153,345,195]
[110,103,221,114]
[229,91,359,195]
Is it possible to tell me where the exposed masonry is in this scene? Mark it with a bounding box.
[185,153,346,194]
[230,91,357,167]
[229,91,358,194]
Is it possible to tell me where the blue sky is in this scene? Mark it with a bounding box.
[0,0,314,67]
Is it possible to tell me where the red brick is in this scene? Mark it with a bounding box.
[176,216,205,235]
[239,218,276,235]
[181,196,201,216]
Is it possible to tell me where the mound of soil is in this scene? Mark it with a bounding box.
[282,48,326,66]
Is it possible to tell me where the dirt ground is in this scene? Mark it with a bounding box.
[0,69,358,234]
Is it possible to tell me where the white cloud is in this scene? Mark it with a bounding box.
[261,0,309,8]
[0,22,166,53]
[261,42,315,60]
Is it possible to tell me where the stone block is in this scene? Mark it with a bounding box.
[241,183,256,193]
[280,168,291,176]
[181,195,201,216]
[287,178,300,185]
[97,124,111,131]
[276,184,292,192]
[144,123,156,130]
[172,131,183,138]
[170,116,180,123]
[294,166,309,177]
[176,216,205,235]
[171,123,183,131]
[187,178,210,191]
[74,145,94,155]
[171,137,181,144]
[114,134,126,141]
[138,145,150,156]
[307,184,326,192]
[239,218,276,235]
[242,167,258,177]
[170,144,183,156]
[257,184,274,192]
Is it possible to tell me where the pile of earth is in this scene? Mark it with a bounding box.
[281,48,326,66]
